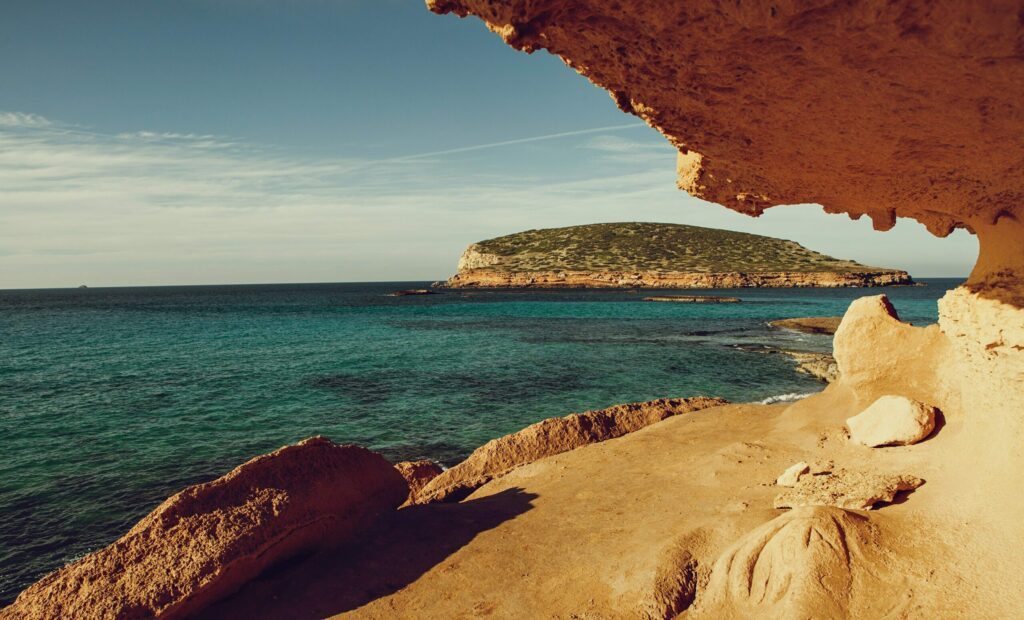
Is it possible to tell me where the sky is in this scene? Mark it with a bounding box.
[0,0,977,288]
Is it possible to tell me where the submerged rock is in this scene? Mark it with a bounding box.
[769,316,843,335]
[782,351,839,383]
[847,396,938,447]
[3,437,407,620]
[413,396,728,504]
[774,469,924,511]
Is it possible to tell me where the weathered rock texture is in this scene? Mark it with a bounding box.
[1,438,407,620]
[773,469,925,510]
[447,269,911,289]
[394,460,444,503]
[414,396,728,503]
[847,395,938,447]
[692,507,888,619]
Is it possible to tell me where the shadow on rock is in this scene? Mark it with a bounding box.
[199,487,538,619]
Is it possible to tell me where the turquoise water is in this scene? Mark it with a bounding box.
[0,279,961,601]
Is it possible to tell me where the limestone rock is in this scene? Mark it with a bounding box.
[832,295,949,400]
[776,462,810,487]
[414,396,728,504]
[428,1,1024,241]
[774,469,924,511]
[395,459,444,503]
[694,507,877,618]
[847,396,938,447]
[3,437,407,619]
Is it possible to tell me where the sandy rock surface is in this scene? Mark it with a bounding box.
[692,506,885,618]
[847,395,938,447]
[773,469,924,511]
[0,437,407,620]
[414,396,728,503]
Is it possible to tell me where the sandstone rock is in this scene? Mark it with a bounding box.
[395,459,444,503]
[428,1,1024,242]
[414,396,728,504]
[3,437,407,620]
[832,295,949,400]
[776,462,810,487]
[774,469,924,511]
[847,396,938,447]
[694,507,877,618]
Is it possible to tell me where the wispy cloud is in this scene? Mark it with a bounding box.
[0,111,691,286]
[0,112,52,127]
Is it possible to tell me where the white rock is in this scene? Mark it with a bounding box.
[776,462,810,487]
[846,395,937,447]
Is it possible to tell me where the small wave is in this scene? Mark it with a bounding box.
[760,391,817,405]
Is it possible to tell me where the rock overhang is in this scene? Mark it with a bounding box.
[427,0,1024,302]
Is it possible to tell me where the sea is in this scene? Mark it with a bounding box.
[0,278,962,602]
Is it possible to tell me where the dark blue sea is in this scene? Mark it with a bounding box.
[0,279,962,602]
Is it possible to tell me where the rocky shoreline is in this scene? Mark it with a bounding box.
[444,268,914,289]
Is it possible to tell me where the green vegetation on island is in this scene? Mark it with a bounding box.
[465,222,886,273]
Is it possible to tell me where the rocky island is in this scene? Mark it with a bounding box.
[444,222,913,288]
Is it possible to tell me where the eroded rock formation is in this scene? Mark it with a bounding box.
[0,438,407,620]
[773,469,925,510]
[394,460,444,503]
[428,0,1024,307]
[692,507,885,618]
[414,396,728,503]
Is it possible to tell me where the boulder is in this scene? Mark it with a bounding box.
[776,462,810,487]
[847,396,938,447]
[774,469,924,511]
[395,459,444,503]
[2,437,407,620]
[414,396,728,504]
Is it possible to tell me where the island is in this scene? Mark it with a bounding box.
[442,222,913,288]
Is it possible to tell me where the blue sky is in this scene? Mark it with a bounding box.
[0,0,976,288]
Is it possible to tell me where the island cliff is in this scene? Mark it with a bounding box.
[4,2,1023,619]
[446,222,913,288]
